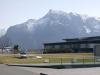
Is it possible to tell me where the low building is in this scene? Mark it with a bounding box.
[44,36,100,53]
[0,47,13,54]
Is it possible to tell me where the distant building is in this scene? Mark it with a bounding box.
[44,36,100,53]
[0,47,13,54]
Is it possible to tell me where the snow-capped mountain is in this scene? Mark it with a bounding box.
[4,10,100,49]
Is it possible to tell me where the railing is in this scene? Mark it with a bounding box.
[42,56,100,64]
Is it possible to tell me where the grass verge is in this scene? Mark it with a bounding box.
[0,53,95,64]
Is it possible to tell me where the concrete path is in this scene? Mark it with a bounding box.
[0,64,39,75]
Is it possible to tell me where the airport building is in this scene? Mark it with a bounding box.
[44,36,100,53]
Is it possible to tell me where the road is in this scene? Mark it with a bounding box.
[19,66,100,75]
[0,64,39,75]
[0,64,100,75]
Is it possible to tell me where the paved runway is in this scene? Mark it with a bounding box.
[0,64,39,75]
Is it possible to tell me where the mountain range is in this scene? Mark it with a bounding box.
[2,10,100,50]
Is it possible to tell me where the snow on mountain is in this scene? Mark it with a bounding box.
[83,26,91,34]
[25,19,36,31]
[3,10,100,49]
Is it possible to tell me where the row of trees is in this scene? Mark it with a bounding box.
[0,36,19,54]
[0,36,11,54]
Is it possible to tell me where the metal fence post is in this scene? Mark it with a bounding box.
[49,57,50,64]
[71,58,73,64]
[94,56,96,64]
[61,57,63,64]
[83,57,85,64]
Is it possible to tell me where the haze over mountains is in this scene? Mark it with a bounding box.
[0,28,6,37]
[2,10,100,49]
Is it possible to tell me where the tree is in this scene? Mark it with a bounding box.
[13,45,19,54]
[0,36,12,54]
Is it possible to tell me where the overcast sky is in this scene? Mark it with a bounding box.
[0,0,100,29]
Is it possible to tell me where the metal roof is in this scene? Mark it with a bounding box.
[44,36,100,45]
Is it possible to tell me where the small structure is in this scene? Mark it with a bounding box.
[36,56,42,59]
[0,47,13,54]
[43,59,49,63]
[44,36,100,53]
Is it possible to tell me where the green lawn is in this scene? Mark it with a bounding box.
[0,53,96,64]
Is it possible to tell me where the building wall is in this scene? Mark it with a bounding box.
[44,36,100,53]
[44,43,96,53]
[94,45,100,56]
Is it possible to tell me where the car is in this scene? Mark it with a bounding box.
[19,52,27,58]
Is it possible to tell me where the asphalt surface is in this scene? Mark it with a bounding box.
[1,64,100,75]
[19,66,100,75]
[0,64,39,75]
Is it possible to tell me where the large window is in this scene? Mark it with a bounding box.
[45,45,54,49]
[55,45,60,49]
[80,44,89,48]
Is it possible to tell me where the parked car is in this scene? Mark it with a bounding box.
[19,52,27,58]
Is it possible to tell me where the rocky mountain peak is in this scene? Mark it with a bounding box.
[3,10,100,49]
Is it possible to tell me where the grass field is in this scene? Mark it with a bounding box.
[0,53,96,64]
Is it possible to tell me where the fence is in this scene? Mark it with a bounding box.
[0,54,100,64]
[42,56,100,64]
